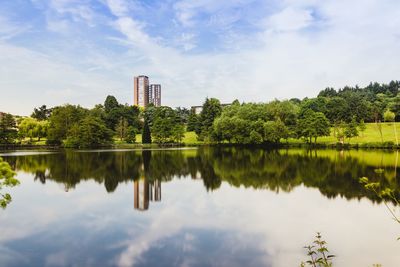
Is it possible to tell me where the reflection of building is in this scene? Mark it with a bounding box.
[134,178,162,211]
[150,179,161,202]
[134,177,149,211]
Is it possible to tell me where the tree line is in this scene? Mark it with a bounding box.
[0,95,189,148]
[0,80,399,147]
[188,80,400,144]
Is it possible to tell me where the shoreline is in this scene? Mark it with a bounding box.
[1,141,400,151]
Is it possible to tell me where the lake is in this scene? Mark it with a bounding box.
[1,147,400,267]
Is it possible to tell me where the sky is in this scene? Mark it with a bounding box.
[0,0,399,115]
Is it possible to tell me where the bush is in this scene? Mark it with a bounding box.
[125,127,136,143]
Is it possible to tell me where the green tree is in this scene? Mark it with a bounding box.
[142,119,152,144]
[125,126,136,143]
[65,116,113,148]
[0,113,17,144]
[377,121,383,143]
[175,107,190,124]
[297,111,330,144]
[151,107,185,144]
[104,95,120,113]
[116,117,129,141]
[249,130,263,144]
[0,157,19,208]
[198,98,222,140]
[344,117,359,142]
[31,105,52,121]
[187,111,199,132]
[264,121,281,143]
[47,105,87,145]
[35,120,49,141]
[384,110,396,123]
[152,117,172,144]
[358,119,366,137]
[172,124,185,143]
[383,110,398,145]
[18,117,38,142]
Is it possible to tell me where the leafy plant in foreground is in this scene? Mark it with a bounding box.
[301,232,335,267]
[0,157,19,208]
[359,177,400,224]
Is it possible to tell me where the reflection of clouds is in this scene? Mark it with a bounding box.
[115,180,270,267]
[0,245,27,266]
[45,251,68,267]
[114,180,400,267]
[1,173,400,266]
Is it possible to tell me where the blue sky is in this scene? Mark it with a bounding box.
[1,0,400,115]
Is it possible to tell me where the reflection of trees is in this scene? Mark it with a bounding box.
[4,148,400,203]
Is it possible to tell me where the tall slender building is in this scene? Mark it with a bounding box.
[134,75,149,107]
[149,84,161,107]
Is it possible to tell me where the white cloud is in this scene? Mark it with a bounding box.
[0,42,124,114]
[2,0,400,114]
[265,7,314,32]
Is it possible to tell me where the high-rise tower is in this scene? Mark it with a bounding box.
[134,75,149,107]
[149,84,161,107]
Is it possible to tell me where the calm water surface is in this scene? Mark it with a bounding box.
[1,148,400,267]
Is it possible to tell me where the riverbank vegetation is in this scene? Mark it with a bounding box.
[1,80,400,148]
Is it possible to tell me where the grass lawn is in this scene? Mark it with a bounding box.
[113,123,400,147]
[114,131,201,146]
[288,122,400,145]
[19,138,48,146]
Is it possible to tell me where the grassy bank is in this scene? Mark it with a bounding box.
[286,122,400,148]
[4,123,400,150]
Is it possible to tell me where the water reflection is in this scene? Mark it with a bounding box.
[133,179,161,211]
[1,148,400,266]
[3,147,400,205]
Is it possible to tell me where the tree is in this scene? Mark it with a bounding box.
[187,111,199,132]
[358,119,366,137]
[64,116,113,148]
[18,117,38,142]
[0,113,17,144]
[142,119,152,144]
[261,119,289,144]
[46,105,87,145]
[125,127,136,143]
[150,107,185,144]
[383,110,398,145]
[213,117,234,143]
[198,98,222,140]
[175,107,190,124]
[0,157,19,208]
[377,120,383,143]
[31,105,52,121]
[344,117,359,142]
[35,120,49,141]
[299,98,328,118]
[152,117,172,144]
[325,97,349,123]
[116,117,129,141]
[172,124,185,143]
[249,130,263,144]
[384,109,396,123]
[297,111,330,144]
[104,95,120,113]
